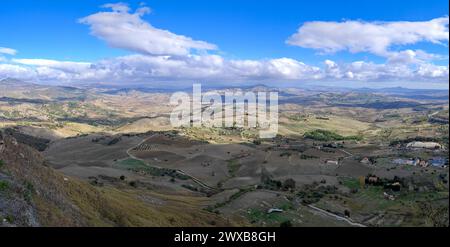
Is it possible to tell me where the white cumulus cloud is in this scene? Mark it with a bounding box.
[287,17,449,59]
[79,3,217,56]
[1,54,447,85]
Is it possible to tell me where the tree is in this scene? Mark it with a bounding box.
[283,178,296,191]
[344,210,351,218]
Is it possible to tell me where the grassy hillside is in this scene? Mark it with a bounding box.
[0,131,232,226]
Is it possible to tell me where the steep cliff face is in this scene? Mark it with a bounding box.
[0,131,233,227]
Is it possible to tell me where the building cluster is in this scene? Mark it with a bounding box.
[393,157,447,168]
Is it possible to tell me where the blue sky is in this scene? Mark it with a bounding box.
[0,0,448,88]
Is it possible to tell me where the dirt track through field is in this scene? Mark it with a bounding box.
[307,205,366,227]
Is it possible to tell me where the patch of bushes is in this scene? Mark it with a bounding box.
[259,178,297,192]
[147,167,189,180]
[297,185,338,205]
[23,181,34,202]
[300,154,317,159]
[364,174,404,191]
[0,180,10,192]
[253,139,262,145]
[279,152,291,157]
[304,129,361,142]
[5,215,14,223]
[260,179,283,190]
[282,179,296,191]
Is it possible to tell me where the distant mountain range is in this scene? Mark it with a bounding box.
[1,78,448,98]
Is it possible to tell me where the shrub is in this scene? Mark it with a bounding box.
[280,220,293,227]
[0,181,10,191]
[280,152,291,157]
[23,181,34,202]
[344,210,351,217]
[5,215,14,223]
[300,154,317,159]
[282,179,296,191]
[253,139,262,145]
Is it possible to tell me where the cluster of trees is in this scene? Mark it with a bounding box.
[304,129,361,142]
[259,168,296,191]
[365,174,403,192]
[259,178,296,191]
[297,184,338,205]
[92,136,121,146]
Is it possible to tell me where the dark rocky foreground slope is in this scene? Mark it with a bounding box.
[0,131,232,227]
